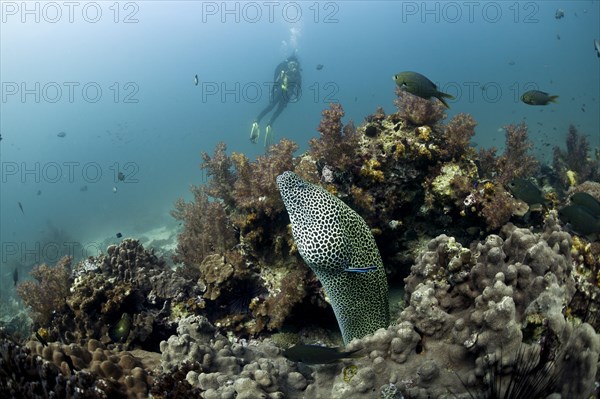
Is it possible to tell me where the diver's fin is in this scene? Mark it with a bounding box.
[250,122,259,144]
[264,124,273,148]
[344,266,377,273]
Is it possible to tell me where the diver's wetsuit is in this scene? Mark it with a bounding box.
[253,59,301,145]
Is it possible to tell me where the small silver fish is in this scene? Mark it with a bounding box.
[194,74,199,86]
[594,39,600,58]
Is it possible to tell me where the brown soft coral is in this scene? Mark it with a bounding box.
[309,103,359,173]
[16,256,72,326]
[231,138,297,217]
[495,122,539,185]
[478,183,520,230]
[171,186,237,266]
[394,88,446,126]
[439,113,477,161]
[254,266,308,331]
[201,142,236,207]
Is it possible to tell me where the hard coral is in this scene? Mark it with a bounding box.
[16,256,72,327]
[45,240,186,351]
[0,332,101,399]
[156,215,599,399]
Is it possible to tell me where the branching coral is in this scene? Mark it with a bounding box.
[309,103,359,173]
[394,87,446,126]
[16,256,72,327]
[553,124,600,189]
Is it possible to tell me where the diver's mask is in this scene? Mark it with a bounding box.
[287,61,298,73]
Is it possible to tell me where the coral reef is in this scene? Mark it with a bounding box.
[16,240,197,353]
[0,330,153,399]
[154,214,598,398]
[0,296,32,338]
[553,124,600,190]
[3,87,599,399]
[172,139,326,337]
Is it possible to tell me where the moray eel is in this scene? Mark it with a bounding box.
[276,171,389,344]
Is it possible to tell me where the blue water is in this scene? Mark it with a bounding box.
[1,1,599,290]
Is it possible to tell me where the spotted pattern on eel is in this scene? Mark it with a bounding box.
[277,171,389,344]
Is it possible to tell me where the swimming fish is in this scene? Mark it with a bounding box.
[117,172,125,182]
[282,344,360,365]
[12,267,18,287]
[344,266,377,273]
[570,192,600,216]
[507,178,548,206]
[393,71,454,108]
[316,64,324,70]
[109,313,132,343]
[80,185,88,192]
[35,331,48,347]
[116,232,123,238]
[113,186,118,194]
[559,204,600,236]
[57,131,66,138]
[194,74,199,86]
[521,90,559,105]
[595,39,600,58]
[18,202,24,215]
[555,9,564,19]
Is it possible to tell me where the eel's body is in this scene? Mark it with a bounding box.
[277,171,389,344]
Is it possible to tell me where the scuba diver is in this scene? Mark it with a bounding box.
[250,55,302,148]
